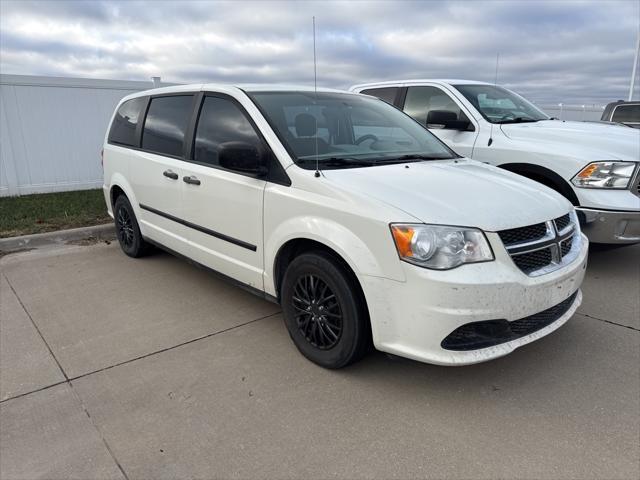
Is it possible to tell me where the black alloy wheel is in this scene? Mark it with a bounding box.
[281,251,370,368]
[113,195,151,258]
[116,205,135,249]
[292,273,343,350]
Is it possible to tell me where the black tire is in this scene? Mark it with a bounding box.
[281,251,370,369]
[113,195,151,258]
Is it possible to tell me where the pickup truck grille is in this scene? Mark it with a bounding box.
[498,213,579,276]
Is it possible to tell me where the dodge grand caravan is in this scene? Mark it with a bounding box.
[351,80,640,245]
[103,84,588,368]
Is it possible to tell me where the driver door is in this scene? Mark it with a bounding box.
[401,85,478,158]
[180,94,267,290]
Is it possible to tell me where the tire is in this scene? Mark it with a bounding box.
[281,251,370,369]
[113,195,151,258]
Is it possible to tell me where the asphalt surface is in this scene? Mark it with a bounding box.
[1,241,638,479]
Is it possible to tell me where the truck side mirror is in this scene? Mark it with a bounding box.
[427,110,472,131]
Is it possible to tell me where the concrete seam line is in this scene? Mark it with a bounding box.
[69,311,282,383]
[0,306,280,403]
[0,379,68,404]
[67,381,131,480]
[3,273,70,382]
[577,311,640,332]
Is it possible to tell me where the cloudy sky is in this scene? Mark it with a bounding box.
[1,0,638,105]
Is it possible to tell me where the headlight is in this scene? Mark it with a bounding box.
[390,224,494,270]
[571,161,637,189]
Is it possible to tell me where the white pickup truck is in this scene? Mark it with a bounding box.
[351,80,640,244]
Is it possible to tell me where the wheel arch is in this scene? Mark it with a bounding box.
[499,162,579,205]
[273,238,364,303]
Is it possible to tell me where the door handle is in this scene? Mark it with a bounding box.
[163,170,179,180]
[183,175,201,186]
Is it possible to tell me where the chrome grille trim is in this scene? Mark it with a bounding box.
[631,164,640,198]
[500,211,582,277]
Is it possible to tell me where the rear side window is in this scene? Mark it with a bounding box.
[142,95,194,157]
[612,104,640,123]
[108,97,146,147]
[360,87,399,105]
[193,96,263,167]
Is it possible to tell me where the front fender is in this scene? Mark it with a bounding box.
[264,215,405,296]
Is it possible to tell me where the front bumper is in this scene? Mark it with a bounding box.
[360,233,588,366]
[576,207,640,244]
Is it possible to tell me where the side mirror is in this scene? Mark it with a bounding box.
[426,110,471,131]
[218,142,268,177]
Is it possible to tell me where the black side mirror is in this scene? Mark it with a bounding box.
[426,110,471,131]
[218,142,268,177]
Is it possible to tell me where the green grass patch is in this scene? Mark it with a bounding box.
[0,189,111,238]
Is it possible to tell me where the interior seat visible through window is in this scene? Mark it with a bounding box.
[288,113,329,157]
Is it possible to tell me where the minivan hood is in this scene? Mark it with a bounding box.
[500,120,639,161]
[322,160,570,231]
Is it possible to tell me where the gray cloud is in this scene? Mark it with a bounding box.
[1,0,638,104]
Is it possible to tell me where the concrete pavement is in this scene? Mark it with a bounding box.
[1,242,638,479]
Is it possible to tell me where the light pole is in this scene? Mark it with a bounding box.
[629,29,640,101]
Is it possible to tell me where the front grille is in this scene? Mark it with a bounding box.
[554,214,571,232]
[498,213,578,276]
[441,291,579,351]
[560,237,573,257]
[498,222,547,245]
[512,248,553,274]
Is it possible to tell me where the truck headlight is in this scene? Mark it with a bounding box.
[390,224,494,270]
[571,161,637,189]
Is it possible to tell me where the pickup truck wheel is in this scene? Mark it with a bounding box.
[281,251,369,369]
[114,195,151,258]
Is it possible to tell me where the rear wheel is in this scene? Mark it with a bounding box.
[281,251,370,368]
[113,195,151,258]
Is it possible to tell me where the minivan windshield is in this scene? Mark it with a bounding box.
[454,84,549,124]
[249,91,458,169]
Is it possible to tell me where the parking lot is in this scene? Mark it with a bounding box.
[1,240,638,479]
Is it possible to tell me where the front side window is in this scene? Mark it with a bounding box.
[611,104,640,124]
[108,97,146,146]
[403,86,470,126]
[142,95,194,157]
[454,84,548,124]
[360,87,399,105]
[194,96,263,167]
[250,91,456,169]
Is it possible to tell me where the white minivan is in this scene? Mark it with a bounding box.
[351,80,640,244]
[103,84,588,368]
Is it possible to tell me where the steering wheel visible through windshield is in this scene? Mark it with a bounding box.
[248,91,458,169]
[454,84,549,124]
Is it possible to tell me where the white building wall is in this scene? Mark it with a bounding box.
[0,75,170,197]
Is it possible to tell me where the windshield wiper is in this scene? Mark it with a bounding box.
[297,157,376,168]
[494,117,540,124]
[376,154,458,163]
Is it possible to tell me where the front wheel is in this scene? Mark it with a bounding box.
[281,251,370,368]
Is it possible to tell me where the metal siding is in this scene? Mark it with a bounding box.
[0,75,165,196]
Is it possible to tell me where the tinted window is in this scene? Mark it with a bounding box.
[108,97,146,146]
[194,96,263,167]
[404,86,469,126]
[361,87,398,105]
[142,95,194,157]
[612,104,640,123]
